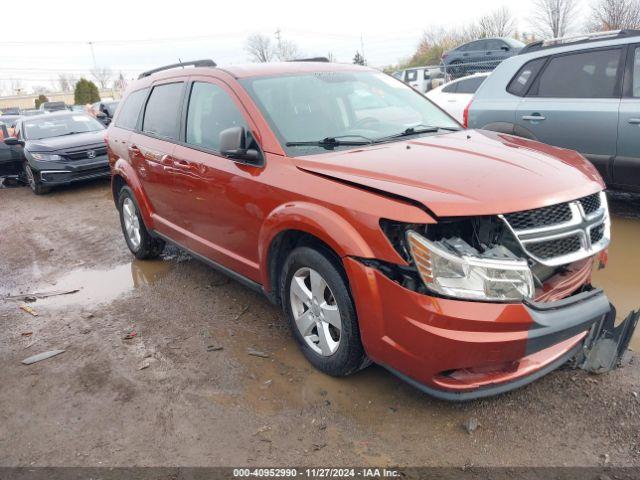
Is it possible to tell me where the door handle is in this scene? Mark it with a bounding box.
[172,158,196,171]
[522,114,546,121]
[628,118,640,125]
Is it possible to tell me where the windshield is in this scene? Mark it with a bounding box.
[24,114,104,140]
[241,71,459,155]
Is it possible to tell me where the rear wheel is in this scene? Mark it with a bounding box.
[24,163,50,195]
[117,186,165,259]
[281,246,369,376]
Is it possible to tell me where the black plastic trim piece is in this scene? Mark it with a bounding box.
[153,231,263,295]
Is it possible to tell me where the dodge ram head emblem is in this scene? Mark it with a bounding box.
[87,150,96,159]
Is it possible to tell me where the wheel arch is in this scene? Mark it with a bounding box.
[259,202,374,304]
[111,159,155,228]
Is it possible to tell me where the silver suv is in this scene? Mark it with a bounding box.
[468,30,640,191]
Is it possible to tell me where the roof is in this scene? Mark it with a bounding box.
[220,61,375,78]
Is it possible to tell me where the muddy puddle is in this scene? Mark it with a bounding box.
[17,259,172,310]
[592,199,640,351]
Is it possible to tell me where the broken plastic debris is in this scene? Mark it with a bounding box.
[575,307,639,373]
[22,349,65,365]
[19,305,38,317]
[123,331,137,340]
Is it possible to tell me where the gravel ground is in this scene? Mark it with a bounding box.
[0,180,639,467]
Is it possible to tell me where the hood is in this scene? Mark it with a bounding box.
[292,130,604,218]
[25,130,106,153]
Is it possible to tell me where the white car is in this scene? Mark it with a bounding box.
[426,73,489,124]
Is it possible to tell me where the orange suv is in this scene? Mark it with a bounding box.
[106,59,638,400]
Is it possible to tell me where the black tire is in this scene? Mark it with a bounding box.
[117,186,165,260]
[24,163,50,195]
[280,246,369,376]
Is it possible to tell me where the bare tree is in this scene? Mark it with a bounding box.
[245,33,274,62]
[530,0,580,38]
[588,0,640,30]
[32,85,50,95]
[58,74,78,93]
[275,39,300,61]
[476,7,516,37]
[90,67,113,90]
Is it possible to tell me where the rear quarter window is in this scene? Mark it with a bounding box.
[114,88,149,130]
[507,57,546,96]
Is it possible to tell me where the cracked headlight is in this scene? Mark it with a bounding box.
[407,230,534,301]
[30,152,62,161]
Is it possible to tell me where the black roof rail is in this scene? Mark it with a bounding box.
[287,57,330,63]
[519,29,640,55]
[138,59,217,79]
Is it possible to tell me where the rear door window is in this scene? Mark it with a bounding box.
[142,83,184,140]
[185,82,248,152]
[455,76,486,94]
[114,88,148,130]
[532,48,622,98]
[507,58,546,96]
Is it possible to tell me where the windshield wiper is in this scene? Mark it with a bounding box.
[51,131,86,137]
[286,135,374,148]
[373,124,460,144]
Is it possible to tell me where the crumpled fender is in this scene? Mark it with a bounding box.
[111,158,155,230]
[258,201,375,290]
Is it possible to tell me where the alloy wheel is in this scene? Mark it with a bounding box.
[122,197,141,250]
[289,267,342,356]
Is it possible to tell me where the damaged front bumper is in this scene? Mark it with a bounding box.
[345,258,639,401]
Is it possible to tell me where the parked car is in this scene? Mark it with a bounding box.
[426,73,489,123]
[106,59,635,400]
[0,107,21,115]
[468,30,640,192]
[21,109,42,116]
[395,65,445,93]
[4,112,108,194]
[442,37,525,77]
[38,101,67,113]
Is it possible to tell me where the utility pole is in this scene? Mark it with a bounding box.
[88,41,97,69]
[275,28,282,48]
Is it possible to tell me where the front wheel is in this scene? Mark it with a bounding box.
[24,163,50,195]
[117,186,165,259]
[281,246,369,376]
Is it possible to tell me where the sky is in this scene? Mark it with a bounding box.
[0,0,591,95]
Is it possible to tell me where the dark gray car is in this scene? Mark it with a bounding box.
[5,112,108,194]
[468,30,640,192]
[442,37,525,77]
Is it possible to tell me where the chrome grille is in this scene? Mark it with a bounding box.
[65,146,107,160]
[579,193,601,215]
[500,192,610,267]
[526,235,582,260]
[504,203,571,230]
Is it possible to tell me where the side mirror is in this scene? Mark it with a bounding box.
[501,46,510,51]
[4,137,23,146]
[219,126,261,164]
